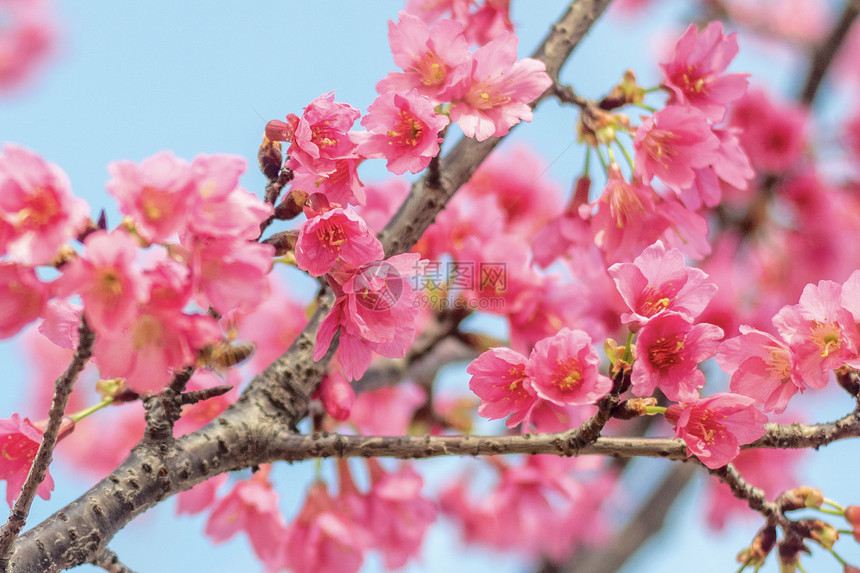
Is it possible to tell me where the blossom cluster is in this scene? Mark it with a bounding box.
[0,145,275,395]
[468,327,611,431]
[180,460,436,573]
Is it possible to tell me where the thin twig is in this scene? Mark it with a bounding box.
[0,318,95,570]
[90,547,138,573]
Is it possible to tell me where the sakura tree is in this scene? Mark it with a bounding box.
[2,1,860,572]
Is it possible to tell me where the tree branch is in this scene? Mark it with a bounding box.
[798,0,860,106]
[0,318,94,571]
[89,547,137,573]
[255,416,860,463]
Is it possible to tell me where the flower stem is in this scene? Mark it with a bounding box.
[69,397,114,423]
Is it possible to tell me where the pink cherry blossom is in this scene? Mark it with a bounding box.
[187,154,274,240]
[107,151,196,242]
[236,278,307,372]
[525,328,612,406]
[285,92,361,177]
[349,382,426,435]
[57,229,147,335]
[0,413,73,507]
[665,393,768,469]
[465,144,564,238]
[296,205,384,277]
[608,240,718,326]
[773,279,860,389]
[403,0,471,25]
[467,347,538,428]
[279,481,366,573]
[204,470,287,573]
[660,21,749,122]
[0,261,49,338]
[729,88,808,174]
[362,460,437,569]
[94,304,220,395]
[376,11,471,102]
[355,90,449,175]
[185,236,274,315]
[38,299,81,350]
[464,0,513,46]
[315,254,426,381]
[632,312,723,402]
[450,33,552,141]
[717,326,803,414]
[590,165,661,260]
[633,105,720,193]
[316,371,355,422]
[289,158,365,208]
[0,144,89,265]
[176,474,228,516]
[0,1,55,93]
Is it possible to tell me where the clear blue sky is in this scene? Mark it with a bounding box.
[1,1,858,572]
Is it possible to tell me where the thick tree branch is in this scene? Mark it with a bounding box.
[0,318,94,571]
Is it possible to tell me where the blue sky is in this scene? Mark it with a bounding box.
[1,1,859,572]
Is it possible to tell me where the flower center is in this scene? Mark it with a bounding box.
[648,335,685,371]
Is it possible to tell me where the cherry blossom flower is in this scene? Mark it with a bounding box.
[665,393,768,469]
[296,204,384,277]
[284,92,361,177]
[717,326,803,414]
[185,236,274,315]
[107,151,196,242]
[0,413,73,507]
[608,240,718,327]
[660,21,749,122]
[187,154,273,240]
[464,144,564,238]
[279,481,366,573]
[0,1,55,93]
[467,346,538,428]
[0,261,49,338]
[316,371,355,422]
[773,279,860,388]
[205,470,287,573]
[57,229,147,335]
[355,90,449,175]
[38,299,81,350]
[289,158,365,208]
[0,144,89,265]
[450,33,552,141]
[376,11,471,102]
[176,474,228,516]
[633,105,720,193]
[464,0,513,46]
[93,304,220,395]
[525,327,612,406]
[362,460,437,569]
[729,88,808,174]
[314,254,426,381]
[349,382,426,435]
[632,312,723,401]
